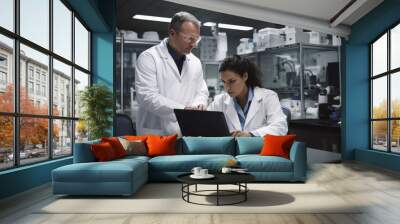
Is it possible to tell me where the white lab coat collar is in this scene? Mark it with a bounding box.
[223,96,241,131]
[244,87,264,129]
[223,87,264,131]
[159,38,193,81]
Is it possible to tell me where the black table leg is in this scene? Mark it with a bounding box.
[245,183,247,201]
[187,184,190,202]
[217,184,219,206]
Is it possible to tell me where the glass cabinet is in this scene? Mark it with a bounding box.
[248,43,340,120]
[245,43,341,152]
[116,37,160,122]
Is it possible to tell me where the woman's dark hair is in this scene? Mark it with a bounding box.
[219,55,262,88]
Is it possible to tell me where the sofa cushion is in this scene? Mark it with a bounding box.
[91,142,118,161]
[260,134,296,159]
[73,140,100,163]
[115,155,150,163]
[101,137,127,158]
[181,137,235,155]
[148,154,235,172]
[118,138,147,156]
[236,137,263,155]
[124,135,148,141]
[236,155,293,172]
[147,135,177,157]
[53,158,147,183]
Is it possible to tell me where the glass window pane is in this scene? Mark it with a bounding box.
[391,72,400,118]
[372,121,388,151]
[391,24,400,70]
[20,44,49,115]
[0,34,14,112]
[53,119,72,158]
[372,77,387,119]
[372,33,387,76]
[391,120,400,153]
[53,0,72,60]
[20,117,49,165]
[75,120,88,143]
[0,0,14,31]
[75,18,89,70]
[53,59,72,117]
[0,116,14,170]
[20,0,49,49]
[74,69,89,118]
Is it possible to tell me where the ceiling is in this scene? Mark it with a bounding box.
[225,0,353,24]
[223,0,385,26]
[117,0,384,38]
[117,0,284,39]
[164,0,384,37]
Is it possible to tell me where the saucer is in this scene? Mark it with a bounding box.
[190,174,215,179]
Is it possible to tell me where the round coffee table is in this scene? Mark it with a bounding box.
[177,173,255,206]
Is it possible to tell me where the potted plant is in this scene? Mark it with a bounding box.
[79,84,113,140]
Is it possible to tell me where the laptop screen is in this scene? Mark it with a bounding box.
[174,109,230,137]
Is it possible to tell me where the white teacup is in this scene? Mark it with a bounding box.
[191,167,202,176]
[221,167,232,174]
[199,169,208,176]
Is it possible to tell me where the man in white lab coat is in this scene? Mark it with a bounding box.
[135,12,209,136]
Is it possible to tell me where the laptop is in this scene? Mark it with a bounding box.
[174,109,230,137]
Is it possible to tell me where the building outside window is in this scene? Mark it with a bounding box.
[41,85,46,97]
[35,70,40,81]
[0,71,6,84]
[28,66,34,80]
[41,73,46,83]
[28,81,34,94]
[0,54,7,88]
[0,54,6,67]
[35,83,40,95]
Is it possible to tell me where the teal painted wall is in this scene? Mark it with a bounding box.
[91,0,116,136]
[344,0,400,171]
[0,0,116,200]
[0,158,72,199]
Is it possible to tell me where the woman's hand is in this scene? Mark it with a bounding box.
[231,131,252,137]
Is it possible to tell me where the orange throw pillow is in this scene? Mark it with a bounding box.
[91,142,118,161]
[124,135,148,142]
[260,134,296,159]
[146,135,177,157]
[101,137,126,158]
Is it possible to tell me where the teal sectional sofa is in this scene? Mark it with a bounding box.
[52,137,307,196]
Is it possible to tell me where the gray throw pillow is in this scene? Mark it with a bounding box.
[118,137,147,156]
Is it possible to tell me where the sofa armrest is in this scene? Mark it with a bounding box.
[73,140,100,163]
[289,141,307,181]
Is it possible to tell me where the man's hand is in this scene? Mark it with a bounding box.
[184,104,206,110]
[231,131,252,137]
[196,104,206,110]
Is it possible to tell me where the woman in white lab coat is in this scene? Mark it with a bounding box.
[208,55,288,137]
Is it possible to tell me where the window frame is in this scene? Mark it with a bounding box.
[0,0,92,171]
[370,20,400,154]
